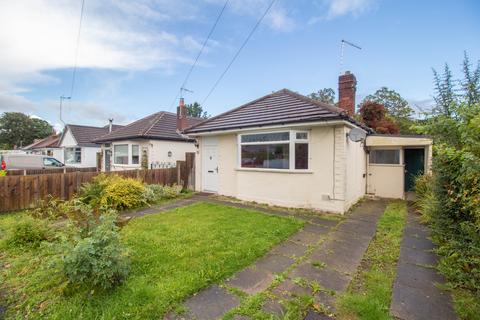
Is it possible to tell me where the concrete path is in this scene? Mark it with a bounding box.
[164,198,386,320]
[390,208,458,320]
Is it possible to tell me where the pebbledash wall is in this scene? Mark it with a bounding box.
[194,123,367,214]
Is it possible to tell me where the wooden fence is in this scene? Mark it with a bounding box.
[6,167,98,176]
[0,153,195,212]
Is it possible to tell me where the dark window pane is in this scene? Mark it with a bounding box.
[241,144,289,169]
[241,132,289,143]
[295,143,308,169]
[132,145,140,164]
[370,149,400,164]
[296,132,308,140]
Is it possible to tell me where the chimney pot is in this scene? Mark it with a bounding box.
[108,118,113,132]
[177,98,188,131]
[338,71,357,116]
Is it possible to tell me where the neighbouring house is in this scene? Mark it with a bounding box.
[23,134,62,160]
[58,123,123,167]
[94,99,204,172]
[184,71,432,214]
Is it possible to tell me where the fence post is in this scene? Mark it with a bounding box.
[185,152,195,191]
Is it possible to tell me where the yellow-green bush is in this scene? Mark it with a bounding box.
[99,176,147,210]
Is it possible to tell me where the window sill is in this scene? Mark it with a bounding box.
[368,164,404,167]
[235,167,313,174]
[112,164,140,167]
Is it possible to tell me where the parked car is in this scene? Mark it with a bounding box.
[1,154,65,170]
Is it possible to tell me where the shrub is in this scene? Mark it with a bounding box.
[144,184,183,202]
[63,213,130,290]
[30,196,72,220]
[78,174,114,209]
[78,174,147,211]
[0,170,5,177]
[100,177,147,210]
[6,217,52,248]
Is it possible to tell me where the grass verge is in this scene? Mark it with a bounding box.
[0,202,303,319]
[337,201,407,320]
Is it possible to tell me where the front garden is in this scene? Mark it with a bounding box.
[0,174,302,319]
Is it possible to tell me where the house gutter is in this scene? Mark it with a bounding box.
[186,120,365,136]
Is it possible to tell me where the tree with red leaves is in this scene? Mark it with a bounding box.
[359,101,400,134]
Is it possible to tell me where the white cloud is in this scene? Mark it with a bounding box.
[309,0,377,24]
[0,0,205,95]
[205,0,295,31]
[0,93,38,113]
[45,99,132,126]
[327,0,376,18]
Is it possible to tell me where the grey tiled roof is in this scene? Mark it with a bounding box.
[185,89,369,134]
[94,112,204,143]
[65,124,123,147]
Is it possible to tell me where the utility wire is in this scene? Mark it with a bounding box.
[69,0,86,98]
[201,0,276,106]
[169,0,229,109]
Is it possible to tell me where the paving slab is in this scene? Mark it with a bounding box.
[395,262,446,295]
[309,242,364,275]
[401,232,436,251]
[390,282,458,320]
[313,291,337,313]
[291,263,350,292]
[226,267,274,295]
[289,230,323,246]
[304,217,340,228]
[262,298,284,316]
[302,223,332,235]
[253,253,295,273]
[272,279,312,298]
[184,285,240,320]
[304,310,334,320]
[399,246,438,267]
[272,241,309,258]
[390,207,457,320]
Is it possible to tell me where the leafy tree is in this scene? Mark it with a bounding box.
[358,101,399,134]
[0,112,54,149]
[185,102,209,119]
[364,87,414,133]
[308,88,336,104]
[460,51,480,108]
[432,63,457,117]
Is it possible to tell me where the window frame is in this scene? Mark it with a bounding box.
[64,147,81,164]
[112,143,142,166]
[368,148,402,166]
[237,130,310,172]
[113,144,129,165]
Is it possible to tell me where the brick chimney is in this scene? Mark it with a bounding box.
[177,98,188,131]
[338,71,357,116]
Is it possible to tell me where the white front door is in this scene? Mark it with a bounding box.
[203,144,219,192]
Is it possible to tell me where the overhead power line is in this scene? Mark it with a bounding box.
[201,0,276,106]
[170,0,230,109]
[69,0,86,99]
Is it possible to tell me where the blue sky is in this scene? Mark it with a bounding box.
[0,0,479,130]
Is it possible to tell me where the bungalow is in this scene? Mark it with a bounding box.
[94,101,204,172]
[184,72,432,214]
[23,134,62,160]
[58,123,123,167]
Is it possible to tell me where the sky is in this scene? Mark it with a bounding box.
[0,0,479,131]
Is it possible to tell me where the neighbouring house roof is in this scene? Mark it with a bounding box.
[62,124,124,147]
[23,134,61,150]
[94,112,205,143]
[184,89,371,134]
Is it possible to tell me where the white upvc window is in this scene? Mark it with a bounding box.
[113,143,141,165]
[114,144,129,165]
[65,147,81,164]
[238,130,309,171]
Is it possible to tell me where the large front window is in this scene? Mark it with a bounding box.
[114,144,129,164]
[65,147,81,164]
[239,131,309,170]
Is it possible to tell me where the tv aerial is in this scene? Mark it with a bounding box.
[340,39,362,73]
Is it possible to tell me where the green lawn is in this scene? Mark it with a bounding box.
[0,202,303,319]
[337,201,407,320]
